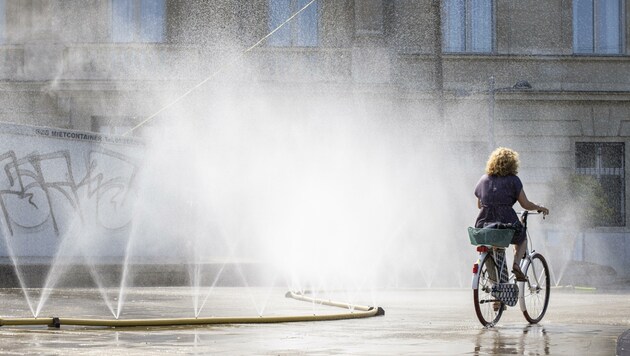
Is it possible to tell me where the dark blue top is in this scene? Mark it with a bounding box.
[474,174,523,228]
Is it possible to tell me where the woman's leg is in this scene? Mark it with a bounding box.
[514,237,527,264]
[512,238,528,281]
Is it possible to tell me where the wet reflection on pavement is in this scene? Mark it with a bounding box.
[0,288,627,355]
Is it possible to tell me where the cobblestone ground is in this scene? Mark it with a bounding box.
[0,287,628,355]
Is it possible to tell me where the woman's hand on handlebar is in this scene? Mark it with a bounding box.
[517,207,549,218]
[537,206,549,217]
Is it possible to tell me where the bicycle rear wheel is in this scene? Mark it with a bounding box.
[473,254,503,326]
[520,253,550,323]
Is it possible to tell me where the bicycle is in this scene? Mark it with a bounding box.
[469,211,550,327]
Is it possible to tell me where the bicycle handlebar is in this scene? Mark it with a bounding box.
[516,210,542,215]
[517,210,546,224]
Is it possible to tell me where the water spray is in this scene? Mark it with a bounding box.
[0,291,384,328]
[122,0,317,137]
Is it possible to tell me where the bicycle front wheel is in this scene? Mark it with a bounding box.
[520,253,550,323]
[473,254,503,326]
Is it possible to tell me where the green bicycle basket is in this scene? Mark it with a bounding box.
[468,227,514,247]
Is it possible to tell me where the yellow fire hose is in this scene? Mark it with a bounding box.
[0,291,384,328]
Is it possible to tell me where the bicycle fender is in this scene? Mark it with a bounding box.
[518,252,538,312]
[471,252,489,289]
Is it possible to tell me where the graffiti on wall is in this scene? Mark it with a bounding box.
[0,147,139,237]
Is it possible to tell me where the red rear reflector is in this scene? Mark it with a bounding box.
[476,246,488,253]
[472,263,479,274]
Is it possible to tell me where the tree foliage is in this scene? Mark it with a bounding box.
[548,174,616,228]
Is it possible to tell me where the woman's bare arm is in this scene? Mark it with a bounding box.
[518,189,549,215]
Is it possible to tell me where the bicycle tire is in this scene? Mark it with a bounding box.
[520,253,550,324]
[473,253,503,326]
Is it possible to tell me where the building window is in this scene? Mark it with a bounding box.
[112,0,166,43]
[441,0,493,53]
[576,142,625,226]
[268,0,318,47]
[0,0,5,44]
[573,0,624,54]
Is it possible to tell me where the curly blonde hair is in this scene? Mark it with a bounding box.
[485,147,519,176]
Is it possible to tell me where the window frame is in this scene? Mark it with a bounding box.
[267,0,319,47]
[111,0,166,43]
[0,0,5,44]
[573,0,625,55]
[441,0,495,54]
[575,141,626,227]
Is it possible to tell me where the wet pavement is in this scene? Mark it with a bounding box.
[0,287,628,355]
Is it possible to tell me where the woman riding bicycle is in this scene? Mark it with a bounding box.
[474,147,549,281]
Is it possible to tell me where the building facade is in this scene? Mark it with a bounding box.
[1,0,629,281]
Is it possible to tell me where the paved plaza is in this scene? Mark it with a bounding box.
[0,287,628,355]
